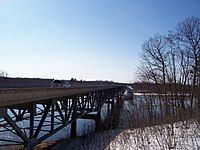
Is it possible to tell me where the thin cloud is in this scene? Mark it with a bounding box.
[111,5,151,37]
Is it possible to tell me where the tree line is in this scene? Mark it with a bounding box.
[136,17,200,113]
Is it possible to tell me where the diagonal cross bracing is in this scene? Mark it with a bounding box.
[0,86,125,148]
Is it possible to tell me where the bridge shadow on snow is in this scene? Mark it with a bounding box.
[51,128,125,150]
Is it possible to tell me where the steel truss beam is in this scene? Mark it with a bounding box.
[0,87,124,148]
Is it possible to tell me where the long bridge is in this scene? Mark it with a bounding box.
[0,84,125,148]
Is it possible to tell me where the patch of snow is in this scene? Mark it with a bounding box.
[106,120,200,150]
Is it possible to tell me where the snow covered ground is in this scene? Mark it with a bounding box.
[53,119,200,150]
[107,120,200,150]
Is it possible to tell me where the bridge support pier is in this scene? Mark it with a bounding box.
[70,119,77,138]
[95,111,101,131]
[70,95,77,138]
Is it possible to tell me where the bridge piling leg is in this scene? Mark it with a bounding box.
[71,119,77,138]
[107,98,111,115]
[70,96,77,138]
[95,91,103,131]
[111,98,115,114]
[95,111,101,131]
[29,103,36,139]
[51,104,55,131]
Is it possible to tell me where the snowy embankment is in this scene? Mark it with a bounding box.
[53,120,200,150]
[107,120,200,150]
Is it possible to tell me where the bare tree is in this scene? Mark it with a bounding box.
[138,34,173,117]
[165,32,191,111]
[137,17,200,119]
[0,70,8,77]
[176,17,200,109]
[140,34,168,84]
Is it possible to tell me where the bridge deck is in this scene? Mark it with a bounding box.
[0,86,120,108]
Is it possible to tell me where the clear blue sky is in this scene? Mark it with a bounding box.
[0,0,199,82]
